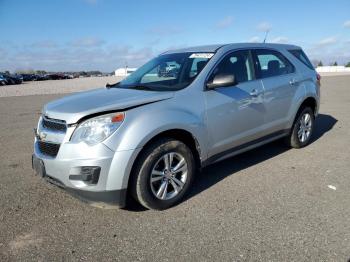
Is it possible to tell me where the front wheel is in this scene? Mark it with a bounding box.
[131,138,195,210]
[286,107,315,148]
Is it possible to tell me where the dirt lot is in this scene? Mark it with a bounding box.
[0,76,123,97]
[0,76,349,261]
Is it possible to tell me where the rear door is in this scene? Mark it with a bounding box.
[252,49,300,133]
[204,49,265,157]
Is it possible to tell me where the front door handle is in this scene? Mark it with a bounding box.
[249,89,260,97]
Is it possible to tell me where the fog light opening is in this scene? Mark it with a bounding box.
[69,166,101,184]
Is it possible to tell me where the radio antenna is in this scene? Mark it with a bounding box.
[263,30,270,43]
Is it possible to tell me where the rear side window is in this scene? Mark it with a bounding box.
[289,49,314,69]
[254,49,295,78]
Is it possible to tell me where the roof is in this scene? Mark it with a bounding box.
[162,44,225,54]
[163,43,300,54]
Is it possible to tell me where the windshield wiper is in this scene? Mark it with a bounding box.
[132,85,155,91]
[106,82,155,91]
[105,82,120,89]
[122,84,156,91]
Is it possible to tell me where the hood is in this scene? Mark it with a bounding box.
[43,87,174,124]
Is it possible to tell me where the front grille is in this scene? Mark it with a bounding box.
[42,117,67,132]
[38,141,60,157]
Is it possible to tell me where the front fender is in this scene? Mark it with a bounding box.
[103,104,207,190]
[103,104,207,159]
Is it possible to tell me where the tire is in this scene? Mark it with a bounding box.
[285,107,315,148]
[131,138,195,210]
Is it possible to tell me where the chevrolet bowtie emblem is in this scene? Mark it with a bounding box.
[39,132,47,140]
[34,128,47,141]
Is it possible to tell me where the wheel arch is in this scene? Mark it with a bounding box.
[299,96,317,116]
[127,128,202,191]
[286,95,318,131]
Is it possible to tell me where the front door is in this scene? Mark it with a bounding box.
[204,50,265,158]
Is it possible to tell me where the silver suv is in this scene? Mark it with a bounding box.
[32,43,320,210]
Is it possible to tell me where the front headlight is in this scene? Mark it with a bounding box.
[71,112,125,145]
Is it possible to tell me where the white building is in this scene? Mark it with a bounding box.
[316,66,350,73]
[114,67,137,77]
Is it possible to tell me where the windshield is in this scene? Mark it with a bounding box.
[118,52,214,91]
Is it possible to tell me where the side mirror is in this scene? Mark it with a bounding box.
[206,74,236,89]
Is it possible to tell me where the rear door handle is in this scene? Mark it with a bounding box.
[289,79,296,86]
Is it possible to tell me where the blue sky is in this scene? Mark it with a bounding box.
[1,0,350,72]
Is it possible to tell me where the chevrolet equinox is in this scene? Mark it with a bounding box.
[32,43,320,210]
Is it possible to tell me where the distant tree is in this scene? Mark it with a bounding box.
[345,62,350,67]
[317,61,323,67]
[16,69,32,74]
[333,61,338,66]
[86,71,102,76]
[4,70,10,75]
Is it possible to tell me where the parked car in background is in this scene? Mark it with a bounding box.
[0,73,23,85]
[0,75,7,85]
[47,73,74,80]
[65,74,74,79]
[14,74,24,82]
[32,43,320,210]
[21,74,37,81]
[36,74,50,81]
[47,73,63,80]
[157,63,179,77]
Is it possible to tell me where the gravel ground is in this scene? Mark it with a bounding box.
[0,76,123,97]
[318,72,350,77]
[0,76,349,261]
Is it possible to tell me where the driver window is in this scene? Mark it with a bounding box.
[212,50,254,84]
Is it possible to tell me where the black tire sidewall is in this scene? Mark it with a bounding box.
[133,138,195,210]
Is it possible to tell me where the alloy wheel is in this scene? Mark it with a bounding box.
[298,113,312,143]
[150,152,188,200]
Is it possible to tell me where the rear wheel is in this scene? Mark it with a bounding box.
[286,107,315,148]
[131,138,195,210]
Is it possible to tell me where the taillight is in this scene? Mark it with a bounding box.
[316,73,321,86]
